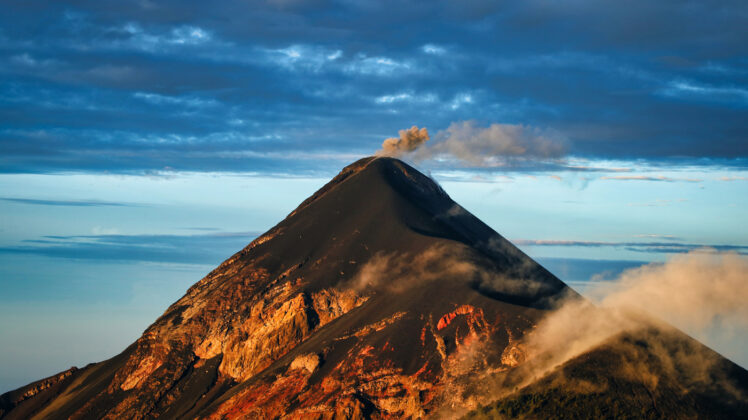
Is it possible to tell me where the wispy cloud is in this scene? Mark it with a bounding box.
[343,54,413,76]
[421,44,447,55]
[513,239,748,254]
[1,231,260,264]
[114,22,214,52]
[626,198,688,207]
[633,234,681,241]
[133,92,218,108]
[600,175,702,182]
[661,80,748,104]
[374,92,438,104]
[0,197,140,207]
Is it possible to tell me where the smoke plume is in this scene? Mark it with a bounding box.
[377,121,567,167]
[589,249,748,365]
[424,121,567,166]
[523,249,748,385]
[377,125,430,157]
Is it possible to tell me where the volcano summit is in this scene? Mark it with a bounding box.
[1,157,746,419]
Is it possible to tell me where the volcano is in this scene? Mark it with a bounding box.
[2,157,746,419]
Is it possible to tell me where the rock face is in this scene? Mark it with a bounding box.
[1,157,746,419]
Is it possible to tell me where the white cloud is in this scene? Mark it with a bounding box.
[133,92,218,108]
[261,45,343,71]
[375,93,412,104]
[374,92,437,104]
[449,93,473,109]
[422,44,446,55]
[661,80,748,103]
[169,26,210,44]
[326,50,342,60]
[115,23,213,52]
[344,54,412,76]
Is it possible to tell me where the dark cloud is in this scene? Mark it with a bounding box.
[1,0,747,174]
[0,231,260,264]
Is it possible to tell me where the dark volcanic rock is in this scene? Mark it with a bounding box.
[2,157,746,419]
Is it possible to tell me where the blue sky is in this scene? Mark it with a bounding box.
[1,0,747,392]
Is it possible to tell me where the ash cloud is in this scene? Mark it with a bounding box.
[376,125,430,157]
[378,121,568,167]
[425,121,567,166]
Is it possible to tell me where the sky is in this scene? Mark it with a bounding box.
[1,0,747,392]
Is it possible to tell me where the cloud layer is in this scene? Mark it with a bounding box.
[514,239,748,255]
[1,1,747,174]
[0,231,259,264]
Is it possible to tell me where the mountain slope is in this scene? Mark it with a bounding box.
[1,156,746,419]
[465,325,748,419]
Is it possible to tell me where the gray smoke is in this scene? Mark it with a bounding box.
[377,121,567,167]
